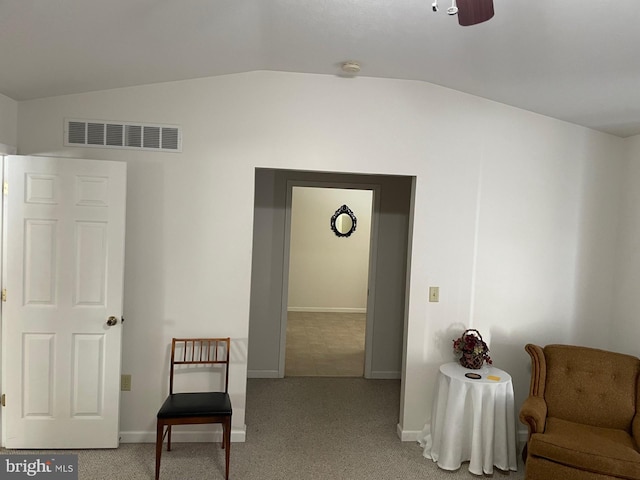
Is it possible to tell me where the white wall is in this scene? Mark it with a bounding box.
[0,92,18,149]
[611,134,640,356]
[288,187,372,312]
[14,71,626,442]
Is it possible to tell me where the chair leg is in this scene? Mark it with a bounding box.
[224,417,231,480]
[167,425,172,451]
[155,421,164,480]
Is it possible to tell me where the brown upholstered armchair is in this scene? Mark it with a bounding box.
[519,344,640,480]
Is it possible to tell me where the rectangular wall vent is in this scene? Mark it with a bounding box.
[65,119,182,152]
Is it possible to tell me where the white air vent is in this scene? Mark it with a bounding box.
[65,118,181,152]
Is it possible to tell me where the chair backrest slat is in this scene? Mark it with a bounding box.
[169,337,231,394]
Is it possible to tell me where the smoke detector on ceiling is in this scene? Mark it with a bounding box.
[341,61,361,74]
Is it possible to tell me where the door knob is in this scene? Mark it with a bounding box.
[106,316,118,326]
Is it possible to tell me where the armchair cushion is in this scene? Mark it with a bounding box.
[529,417,640,479]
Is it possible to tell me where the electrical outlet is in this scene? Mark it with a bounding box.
[429,286,440,302]
[121,374,132,391]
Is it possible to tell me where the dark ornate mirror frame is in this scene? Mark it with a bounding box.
[330,204,357,238]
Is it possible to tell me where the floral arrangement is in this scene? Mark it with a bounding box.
[452,329,492,369]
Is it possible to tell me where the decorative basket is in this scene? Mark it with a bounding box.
[454,329,490,370]
[459,352,485,369]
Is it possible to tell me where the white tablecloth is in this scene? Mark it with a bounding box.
[418,362,517,475]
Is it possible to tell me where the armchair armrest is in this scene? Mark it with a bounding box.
[519,395,547,437]
[525,344,546,397]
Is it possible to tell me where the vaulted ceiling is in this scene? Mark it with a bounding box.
[1,0,639,137]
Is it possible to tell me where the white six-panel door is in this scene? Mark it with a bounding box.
[2,156,126,448]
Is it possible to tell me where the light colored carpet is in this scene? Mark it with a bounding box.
[1,378,525,479]
[285,311,366,377]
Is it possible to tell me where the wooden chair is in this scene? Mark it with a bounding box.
[155,338,232,480]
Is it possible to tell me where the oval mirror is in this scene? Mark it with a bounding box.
[330,204,357,238]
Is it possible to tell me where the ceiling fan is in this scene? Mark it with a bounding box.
[432,0,495,26]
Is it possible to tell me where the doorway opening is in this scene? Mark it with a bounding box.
[284,186,373,377]
[247,168,413,386]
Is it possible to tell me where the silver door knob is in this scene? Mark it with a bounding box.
[106,316,118,326]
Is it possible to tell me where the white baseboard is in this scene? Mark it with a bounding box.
[287,307,366,314]
[367,371,401,379]
[397,424,422,442]
[517,428,527,448]
[247,370,280,378]
[120,426,246,444]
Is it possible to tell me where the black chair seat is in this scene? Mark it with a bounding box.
[157,392,232,419]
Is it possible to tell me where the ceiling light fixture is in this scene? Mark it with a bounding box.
[341,61,361,74]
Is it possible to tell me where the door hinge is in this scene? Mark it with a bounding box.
[1,394,5,407]
[3,181,7,195]
[1,289,6,302]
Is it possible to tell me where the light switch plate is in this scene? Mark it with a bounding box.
[121,374,132,391]
[429,286,440,302]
